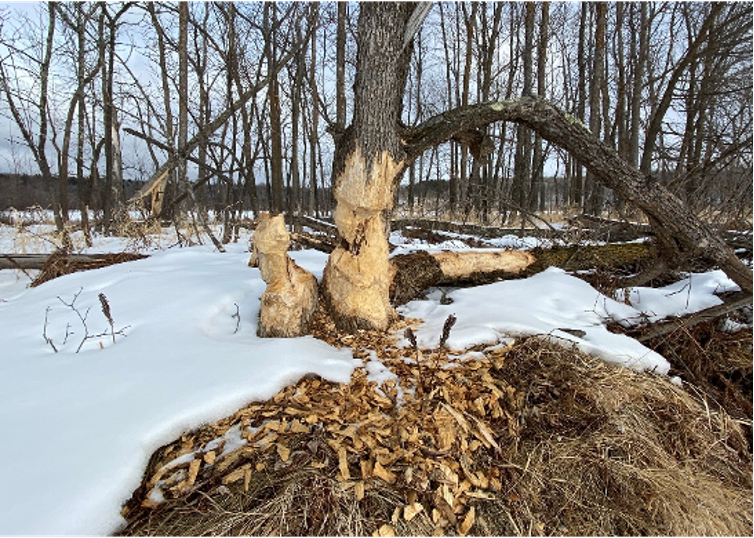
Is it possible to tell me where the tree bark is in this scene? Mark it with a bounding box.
[322,3,416,332]
[585,2,606,215]
[265,4,285,215]
[177,2,190,215]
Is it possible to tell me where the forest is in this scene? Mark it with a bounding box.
[0,2,752,537]
[0,2,751,230]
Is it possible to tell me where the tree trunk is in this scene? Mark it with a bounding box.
[531,2,549,213]
[585,2,606,215]
[513,3,535,218]
[308,4,320,218]
[148,3,173,218]
[175,3,191,219]
[628,2,648,171]
[265,4,285,215]
[322,3,415,332]
[335,2,347,131]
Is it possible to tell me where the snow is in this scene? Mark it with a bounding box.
[0,241,355,536]
[399,267,665,373]
[0,220,743,535]
[621,270,738,323]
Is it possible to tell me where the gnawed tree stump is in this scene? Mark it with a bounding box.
[254,213,318,338]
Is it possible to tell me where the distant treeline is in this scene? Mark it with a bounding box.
[0,173,142,211]
[0,173,338,216]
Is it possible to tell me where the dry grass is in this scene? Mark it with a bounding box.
[119,333,752,537]
[641,319,753,443]
[492,338,752,536]
[125,466,430,536]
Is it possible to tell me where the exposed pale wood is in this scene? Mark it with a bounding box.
[254,213,319,338]
[389,250,535,306]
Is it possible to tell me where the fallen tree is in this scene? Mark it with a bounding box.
[0,253,146,271]
[401,96,754,297]
[390,250,535,306]
[0,252,148,287]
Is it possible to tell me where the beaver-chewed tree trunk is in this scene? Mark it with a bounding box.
[254,213,318,338]
[321,3,415,333]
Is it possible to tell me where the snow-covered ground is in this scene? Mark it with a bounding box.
[0,222,742,535]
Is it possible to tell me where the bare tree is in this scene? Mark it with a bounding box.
[99,2,131,235]
[584,2,606,215]
[0,3,79,248]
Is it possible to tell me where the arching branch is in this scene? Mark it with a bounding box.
[401,96,752,295]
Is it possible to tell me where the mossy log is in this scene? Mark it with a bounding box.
[522,242,658,276]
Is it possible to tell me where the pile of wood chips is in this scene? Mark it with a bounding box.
[122,313,526,537]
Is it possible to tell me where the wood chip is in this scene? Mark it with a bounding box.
[373,460,397,484]
[243,466,252,492]
[338,447,350,480]
[361,458,374,480]
[289,420,310,434]
[355,480,365,501]
[374,524,396,537]
[222,463,250,484]
[457,507,475,536]
[186,459,201,487]
[404,501,424,521]
[277,442,290,462]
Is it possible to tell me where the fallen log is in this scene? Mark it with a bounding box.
[389,250,536,305]
[29,251,148,287]
[389,242,662,306]
[616,292,753,343]
[570,215,753,251]
[522,242,658,276]
[0,253,148,271]
[391,217,556,239]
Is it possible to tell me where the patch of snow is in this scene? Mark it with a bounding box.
[0,242,354,535]
[398,266,732,376]
[618,270,739,324]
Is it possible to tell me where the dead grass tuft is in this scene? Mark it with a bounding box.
[641,319,753,448]
[493,338,752,536]
[119,333,752,536]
